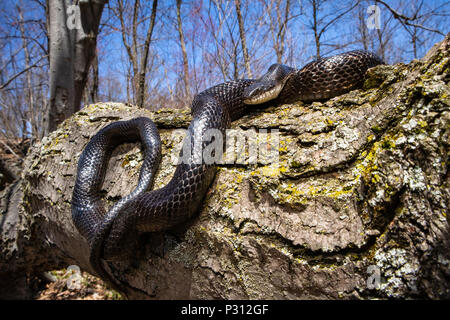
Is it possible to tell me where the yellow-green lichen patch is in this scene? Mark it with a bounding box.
[209,168,250,215]
[121,152,143,169]
[269,177,356,208]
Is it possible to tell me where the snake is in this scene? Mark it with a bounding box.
[71,50,383,296]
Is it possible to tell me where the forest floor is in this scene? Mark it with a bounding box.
[33,268,123,300]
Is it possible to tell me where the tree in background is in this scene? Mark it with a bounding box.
[46,0,107,135]
[0,0,448,153]
[111,0,158,108]
[176,0,191,101]
[0,0,48,141]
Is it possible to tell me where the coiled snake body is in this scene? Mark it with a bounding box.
[72,50,383,294]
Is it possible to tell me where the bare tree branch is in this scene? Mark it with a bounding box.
[0,56,46,90]
[176,0,192,100]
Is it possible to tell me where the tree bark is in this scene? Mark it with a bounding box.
[0,35,449,299]
[0,158,17,186]
[90,53,99,103]
[45,0,107,136]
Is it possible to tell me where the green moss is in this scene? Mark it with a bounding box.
[278,139,289,153]
[371,125,383,134]
[121,155,131,167]
[343,185,353,192]
[290,160,303,168]
[269,177,357,207]
[417,120,428,128]
[367,134,376,142]
[381,139,395,150]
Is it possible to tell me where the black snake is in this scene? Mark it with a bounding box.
[71,50,383,295]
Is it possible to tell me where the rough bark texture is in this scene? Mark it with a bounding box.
[1,36,449,299]
[46,0,107,135]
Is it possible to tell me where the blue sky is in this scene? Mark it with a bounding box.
[1,0,448,106]
[95,0,449,102]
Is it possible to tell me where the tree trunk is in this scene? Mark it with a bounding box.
[90,53,99,103]
[115,0,157,108]
[45,0,107,136]
[176,0,191,101]
[1,35,449,299]
[234,0,252,78]
[266,0,291,64]
[136,0,158,108]
[312,0,321,59]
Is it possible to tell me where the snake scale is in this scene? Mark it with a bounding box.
[71,50,383,295]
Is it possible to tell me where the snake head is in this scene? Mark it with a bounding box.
[243,64,295,105]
